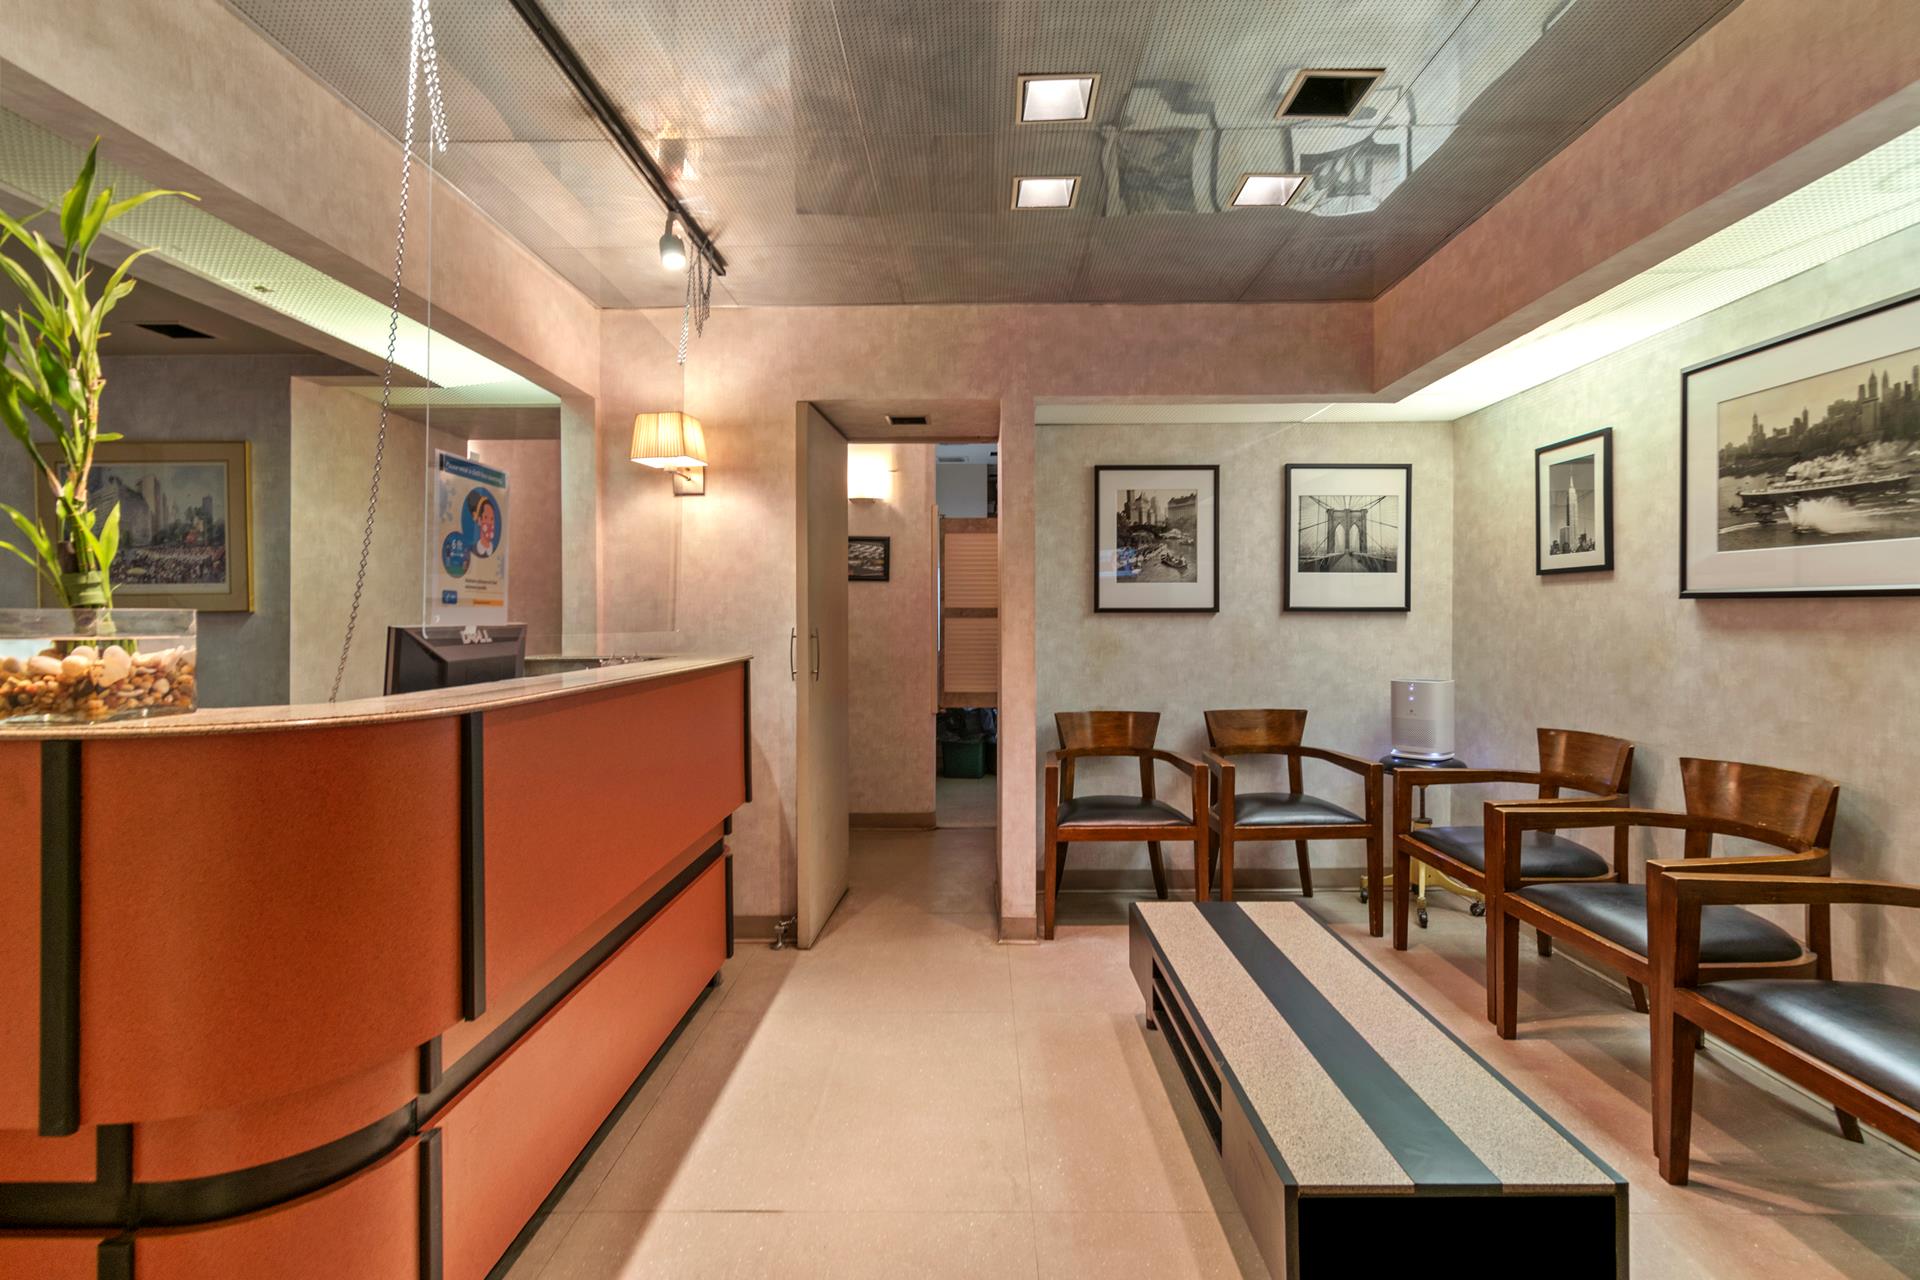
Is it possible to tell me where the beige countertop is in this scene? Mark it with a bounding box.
[0,653,750,740]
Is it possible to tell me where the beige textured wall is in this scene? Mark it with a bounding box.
[845,443,937,818]
[1451,222,1920,987]
[1037,420,1454,885]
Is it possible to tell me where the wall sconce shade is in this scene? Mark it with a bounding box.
[847,449,893,502]
[632,411,707,496]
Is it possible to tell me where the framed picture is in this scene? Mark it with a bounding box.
[1093,465,1219,613]
[1535,428,1614,575]
[39,440,253,612]
[1682,289,1920,597]
[1283,463,1411,612]
[847,534,890,582]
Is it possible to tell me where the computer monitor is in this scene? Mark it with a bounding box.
[384,625,527,696]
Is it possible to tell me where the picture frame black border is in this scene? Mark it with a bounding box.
[1282,462,1413,613]
[847,534,891,583]
[1679,286,1920,599]
[1092,464,1222,614]
[1534,427,1615,576]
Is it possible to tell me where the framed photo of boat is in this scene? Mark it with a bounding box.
[1094,465,1219,613]
[1283,463,1412,612]
[1535,428,1613,575]
[1682,290,1920,597]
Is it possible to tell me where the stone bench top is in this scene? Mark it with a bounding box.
[1132,900,1625,1195]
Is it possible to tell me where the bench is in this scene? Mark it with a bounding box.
[1130,900,1628,1279]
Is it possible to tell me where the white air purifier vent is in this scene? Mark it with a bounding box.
[1390,678,1455,761]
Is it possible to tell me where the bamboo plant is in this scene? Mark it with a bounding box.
[0,141,194,614]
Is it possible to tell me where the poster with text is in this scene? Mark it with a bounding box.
[427,451,509,625]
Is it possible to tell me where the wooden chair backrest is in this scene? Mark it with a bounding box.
[1536,728,1634,799]
[1056,710,1160,801]
[1679,758,1840,857]
[1204,709,1309,793]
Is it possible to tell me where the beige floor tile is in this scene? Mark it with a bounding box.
[723,905,1012,1017]
[1631,1205,1920,1279]
[1008,923,1144,1021]
[935,776,999,830]
[1019,1011,1231,1212]
[781,1211,1038,1278]
[495,1211,580,1279]
[845,828,999,915]
[536,1211,783,1280]
[1030,1211,1265,1279]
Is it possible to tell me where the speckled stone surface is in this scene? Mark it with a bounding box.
[1135,900,1618,1193]
[0,654,749,739]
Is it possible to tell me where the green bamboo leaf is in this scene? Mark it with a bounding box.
[2,504,58,575]
[94,432,123,443]
[0,538,60,590]
[73,187,113,260]
[59,143,99,248]
[102,188,196,223]
[98,501,121,574]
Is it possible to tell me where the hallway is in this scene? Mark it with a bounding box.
[504,831,1920,1279]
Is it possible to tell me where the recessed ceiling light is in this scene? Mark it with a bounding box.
[1018,74,1098,123]
[1230,173,1308,208]
[1276,68,1384,120]
[1012,176,1079,210]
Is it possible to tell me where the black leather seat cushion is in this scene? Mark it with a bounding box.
[1412,825,1610,880]
[1518,882,1804,963]
[1217,792,1363,828]
[1057,795,1192,828]
[1700,980,1920,1111]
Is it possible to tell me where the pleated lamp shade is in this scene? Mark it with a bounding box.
[630,412,707,470]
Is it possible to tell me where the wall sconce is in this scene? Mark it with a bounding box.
[631,411,707,496]
[847,449,893,502]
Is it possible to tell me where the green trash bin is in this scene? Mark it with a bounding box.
[941,737,986,779]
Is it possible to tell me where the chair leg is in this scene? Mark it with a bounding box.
[1392,845,1411,951]
[1294,840,1313,898]
[1217,828,1235,902]
[1364,827,1383,938]
[1045,841,1067,940]
[1836,1108,1866,1143]
[1627,979,1650,1014]
[1491,904,1520,1038]
[1146,841,1169,900]
[1536,930,1554,959]
[1654,1007,1698,1185]
[1193,836,1210,905]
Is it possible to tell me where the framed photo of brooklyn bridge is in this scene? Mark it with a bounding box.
[1283,463,1411,611]
[1535,428,1613,575]
[1094,465,1219,612]
[1682,290,1920,597]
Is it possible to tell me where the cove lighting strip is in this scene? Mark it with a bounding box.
[0,107,552,402]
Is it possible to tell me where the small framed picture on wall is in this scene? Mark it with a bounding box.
[848,535,890,582]
[1534,428,1614,575]
[1283,463,1411,611]
[1093,465,1220,613]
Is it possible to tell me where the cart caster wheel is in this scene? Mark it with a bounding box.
[1359,887,1369,905]
[1469,901,1487,918]
[1417,908,1430,929]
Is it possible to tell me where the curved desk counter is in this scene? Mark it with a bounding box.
[0,655,751,1279]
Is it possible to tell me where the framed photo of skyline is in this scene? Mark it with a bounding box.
[1093,465,1219,613]
[1283,463,1411,612]
[1682,290,1920,597]
[1535,428,1614,575]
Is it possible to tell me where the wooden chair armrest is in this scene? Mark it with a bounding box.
[1648,866,1913,910]
[1148,749,1208,822]
[1497,806,1805,850]
[1150,748,1205,773]
[1402,767,1544,789]
[1203,750,1234,813]
[1294,745,1382,778]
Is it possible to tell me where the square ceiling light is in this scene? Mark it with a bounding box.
[1018,74,1098,123]
[1231,173,1308,208]
[1276,68,1384,119]
[1013,176,1079,209]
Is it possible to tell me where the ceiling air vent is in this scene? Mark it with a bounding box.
[136,322,215,340]
[1276,69,1384,120]
[886,414,929,427]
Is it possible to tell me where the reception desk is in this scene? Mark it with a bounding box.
[0,655,750,1279]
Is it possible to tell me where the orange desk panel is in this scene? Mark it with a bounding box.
[0,1233,102,1279]
[483,665,744,1001]
[438,859,727,1280]
[0,1127,93,1183]
[79,720,463,1122]
[0,741,39,1129]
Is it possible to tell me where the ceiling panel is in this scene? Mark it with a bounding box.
[223,0,1742,307]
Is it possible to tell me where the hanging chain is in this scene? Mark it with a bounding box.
[676,244,713,366]
[330,0,448,702]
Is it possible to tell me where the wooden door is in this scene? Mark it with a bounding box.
[795,406,850,947]
[939,517,998,707]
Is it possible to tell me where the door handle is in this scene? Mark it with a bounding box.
[789,627,798,680]
[810,627,821,681]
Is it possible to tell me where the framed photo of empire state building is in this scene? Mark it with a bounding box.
[1535,428,1613,575]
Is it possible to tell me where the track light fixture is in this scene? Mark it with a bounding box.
[659,216,687,272]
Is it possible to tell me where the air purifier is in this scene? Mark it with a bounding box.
[1390,678,1455,761]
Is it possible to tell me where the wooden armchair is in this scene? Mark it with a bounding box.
[1042,711,1207,940]
[1485,758,1839,1039]
[1648,872,1919,1185]
[1391,728,1634,951]
[1202,709,1384,935]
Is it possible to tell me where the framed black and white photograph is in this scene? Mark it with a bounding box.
[1283,463,1411,612]
[1093,465,1219,613]
[1682,289,1920,597]
[847,534,890,582]
[1535,428,1614,575]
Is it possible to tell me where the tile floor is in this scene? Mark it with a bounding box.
[935,775,997,830]
[505,829,1920,1278]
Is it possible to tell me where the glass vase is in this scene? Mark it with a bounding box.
[0,608,199,725]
